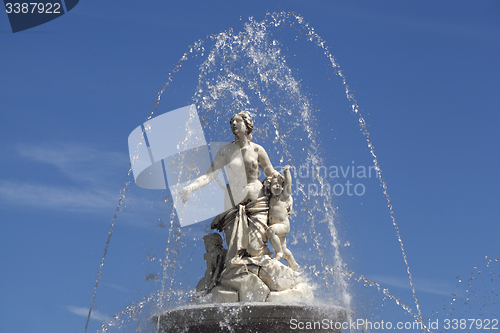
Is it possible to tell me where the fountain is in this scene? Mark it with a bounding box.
[118,12,353,332]
[129,108,347,331]
[85,11,454,333]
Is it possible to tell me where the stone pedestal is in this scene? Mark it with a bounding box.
[155,303,348,332]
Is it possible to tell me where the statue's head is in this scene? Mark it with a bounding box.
[263,172,284,197]
[230,110,254,141]
[203,233,223,251]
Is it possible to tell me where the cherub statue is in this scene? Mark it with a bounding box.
[264,165,299,271]
[196,233,226,294]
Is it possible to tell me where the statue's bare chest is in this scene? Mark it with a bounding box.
[226,144,258,172]
[240,146,259,172]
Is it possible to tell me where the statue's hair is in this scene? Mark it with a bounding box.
[272,172,285,183]
[203,233,223,248]
[231,110,254,142]
[263,176,272,189]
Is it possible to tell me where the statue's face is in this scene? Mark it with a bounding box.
[271,178,283,196]
[230,114,246,136]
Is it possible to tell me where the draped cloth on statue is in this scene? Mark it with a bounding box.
[211,197,298,299]
[212,196,270,261]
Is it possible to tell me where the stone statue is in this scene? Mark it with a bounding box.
[180,110,276,207]
[182,111,310,303]
[196,233,226,294]
[265,165,299,270]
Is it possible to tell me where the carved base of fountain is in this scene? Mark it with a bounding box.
[155,303,348,333]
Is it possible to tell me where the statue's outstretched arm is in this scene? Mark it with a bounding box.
[180,148,225,202]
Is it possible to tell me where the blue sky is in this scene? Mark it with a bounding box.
[1,1,499,332]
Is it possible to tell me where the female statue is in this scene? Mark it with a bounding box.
[180,110,278,256]
[181,111,298,301]
[180,110,276,207]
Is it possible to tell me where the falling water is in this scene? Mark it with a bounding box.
[84,183,129,333]
[85,11,497,333]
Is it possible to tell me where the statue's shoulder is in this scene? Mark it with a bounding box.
[217,142,237,155]
[250,142,265,153]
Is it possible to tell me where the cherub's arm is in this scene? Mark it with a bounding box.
[282,165,292,199]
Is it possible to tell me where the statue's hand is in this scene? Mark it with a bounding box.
[210,218,219,230]
[282,165,290,171]
[180,186,192,203]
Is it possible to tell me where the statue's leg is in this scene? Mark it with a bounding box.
[267,223,290,261]
[267,224,283,260]
[282,237,299,271]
